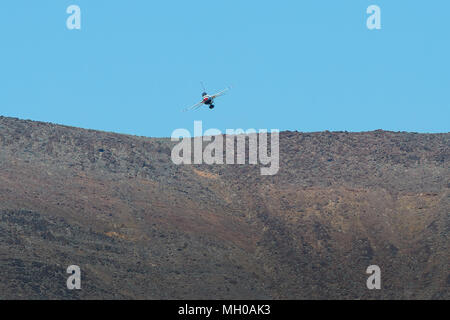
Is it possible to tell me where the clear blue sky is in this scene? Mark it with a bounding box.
[0,0,448,136]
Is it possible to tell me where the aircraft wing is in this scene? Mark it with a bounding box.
[182,101,204,112]
[211,87,230,99]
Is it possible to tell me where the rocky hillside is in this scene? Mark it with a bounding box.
[0,116,448,299]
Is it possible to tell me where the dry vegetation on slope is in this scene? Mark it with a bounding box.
[0,116,448,299]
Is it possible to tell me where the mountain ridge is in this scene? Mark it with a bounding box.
[0,116,448,299]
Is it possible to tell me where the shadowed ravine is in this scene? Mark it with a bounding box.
[0,116,448,299]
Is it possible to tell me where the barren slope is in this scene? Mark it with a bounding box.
[0,116,448,299]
